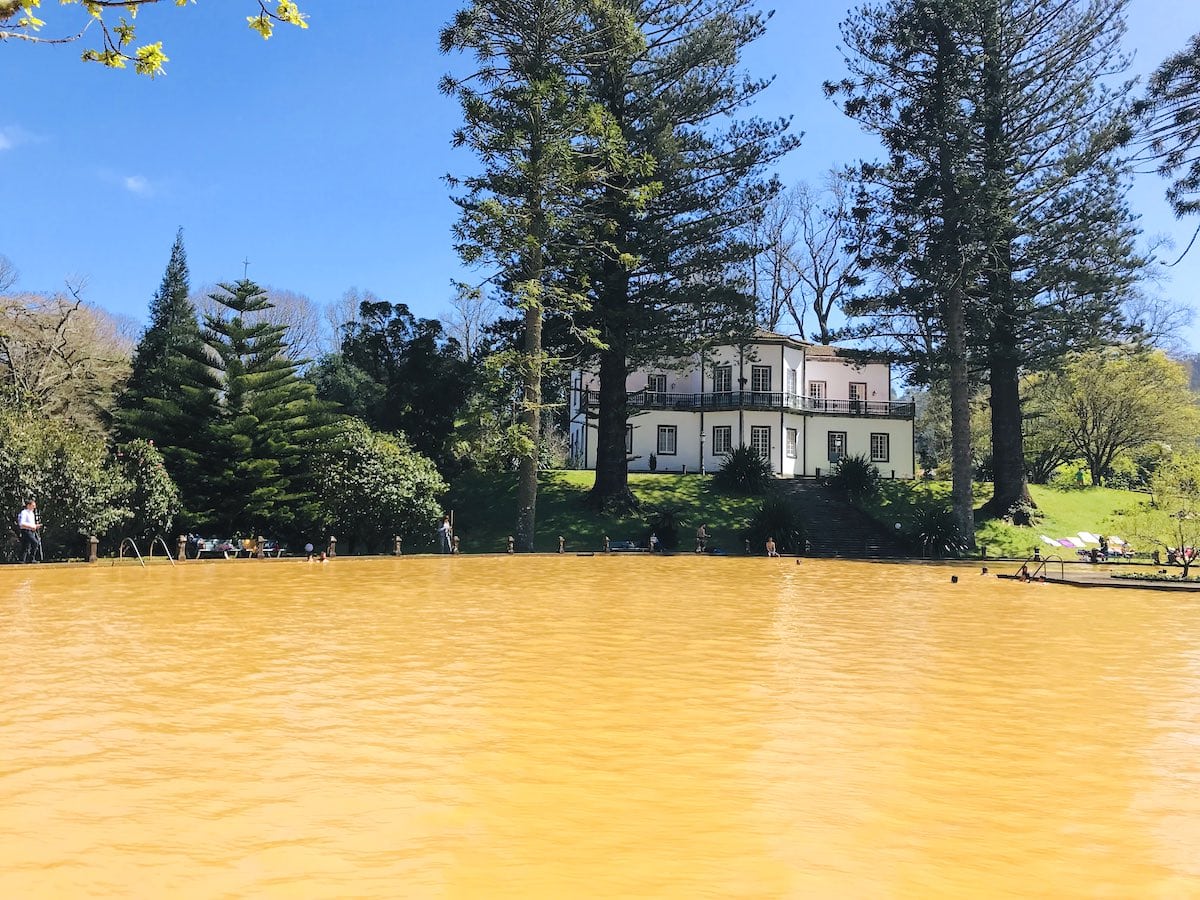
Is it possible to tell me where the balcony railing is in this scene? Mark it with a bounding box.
[580,390,915,419]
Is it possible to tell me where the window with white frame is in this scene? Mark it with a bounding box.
[870,432,889,462]
[828,430,847,462]
[785,427,798,459]
[786,368,797,399]
[750,425,771,460]
[625,424,633,455]
[657,425,677,455]
[647,373,667,396]
[713,364,732,393]
[751,365,772,393]
[712,425,732,455]
[809,380,826,400]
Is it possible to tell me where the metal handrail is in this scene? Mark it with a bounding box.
[147,535,177,567]
[1014,553,1064,581]
[581,389,915,418]
[116,537,146,568]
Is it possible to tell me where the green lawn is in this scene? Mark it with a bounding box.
[446,469,1152,558]
[445,470,763,554]
[861,479,1150,558]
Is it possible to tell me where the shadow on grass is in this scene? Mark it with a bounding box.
[446,471,764,554]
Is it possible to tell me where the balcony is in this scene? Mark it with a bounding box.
[580,390,915,419]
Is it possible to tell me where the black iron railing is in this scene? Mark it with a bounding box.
[581,390,914,419]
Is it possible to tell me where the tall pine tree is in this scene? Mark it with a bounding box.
[579,0,797,509]
[116,228,205,436]
[832,0,1145,539]
[973,0,1142,518]
[829,0,987,548]
[442,0,614,550]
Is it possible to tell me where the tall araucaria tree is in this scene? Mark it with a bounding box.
[191,280,335,535]
[578,0,798,509]
[972,0,1144,519]
[441,0,615,550]
[831,0,1146,541]
[828,0,985,548]
[143,279,336,535]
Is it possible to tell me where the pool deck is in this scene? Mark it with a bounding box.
[997,569,1200,592]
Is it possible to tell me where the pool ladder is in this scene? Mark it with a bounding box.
[1014,553,1064,581]
[115,536,177,568]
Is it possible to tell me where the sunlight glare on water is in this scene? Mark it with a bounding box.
[2,557,1199,897]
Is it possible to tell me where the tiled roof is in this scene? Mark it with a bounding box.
[750,328,849,358]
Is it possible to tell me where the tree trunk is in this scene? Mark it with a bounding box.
[589,342,636,510]
[982,352,1033,520]
[977,0,1033,524]
[946,288,977,551]
[588,262,637,510]
[932,14,976,553]
[515,300,543,551]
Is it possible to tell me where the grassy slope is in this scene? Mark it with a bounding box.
[447,470,1150,558]
[862,480,1149,558]
[445,470,762,554]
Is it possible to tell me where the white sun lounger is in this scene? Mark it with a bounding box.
[1040,535,1061,547]
[1077,532,1101,545]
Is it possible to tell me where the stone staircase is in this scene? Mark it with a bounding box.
[773,479,909,558]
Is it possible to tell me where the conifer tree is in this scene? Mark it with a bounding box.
[118,228,204,423]
[831,0,1145,540]
[829,0,985,547]
[115,229,214,514]
[186,279,334,535]
[1138,32,1200,220]
[442,0,611,550]
[579,0,797,509]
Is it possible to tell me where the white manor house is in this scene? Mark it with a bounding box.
[568,329,916,479]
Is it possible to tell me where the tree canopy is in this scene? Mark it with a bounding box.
[1039,348,1199,486]
[0,0,308,76]
[315,418,447,555]
[1138,32,1200,219]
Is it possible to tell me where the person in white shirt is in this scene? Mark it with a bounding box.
[438,515,453,554]
[17,500,42,563]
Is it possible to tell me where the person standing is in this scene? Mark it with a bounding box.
[438,515,453,554]
[695,523,708,554]
[18,500,42,563]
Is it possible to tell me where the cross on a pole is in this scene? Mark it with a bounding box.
[242,257,251,279]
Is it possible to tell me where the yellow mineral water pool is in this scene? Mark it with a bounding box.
[2,556,1199,897]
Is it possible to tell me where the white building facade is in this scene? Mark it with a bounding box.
[568,330,915,479]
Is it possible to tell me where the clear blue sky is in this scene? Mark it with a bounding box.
[2,1,1198,343]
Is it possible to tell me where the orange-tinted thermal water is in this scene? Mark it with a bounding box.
[2,556,1199,897]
